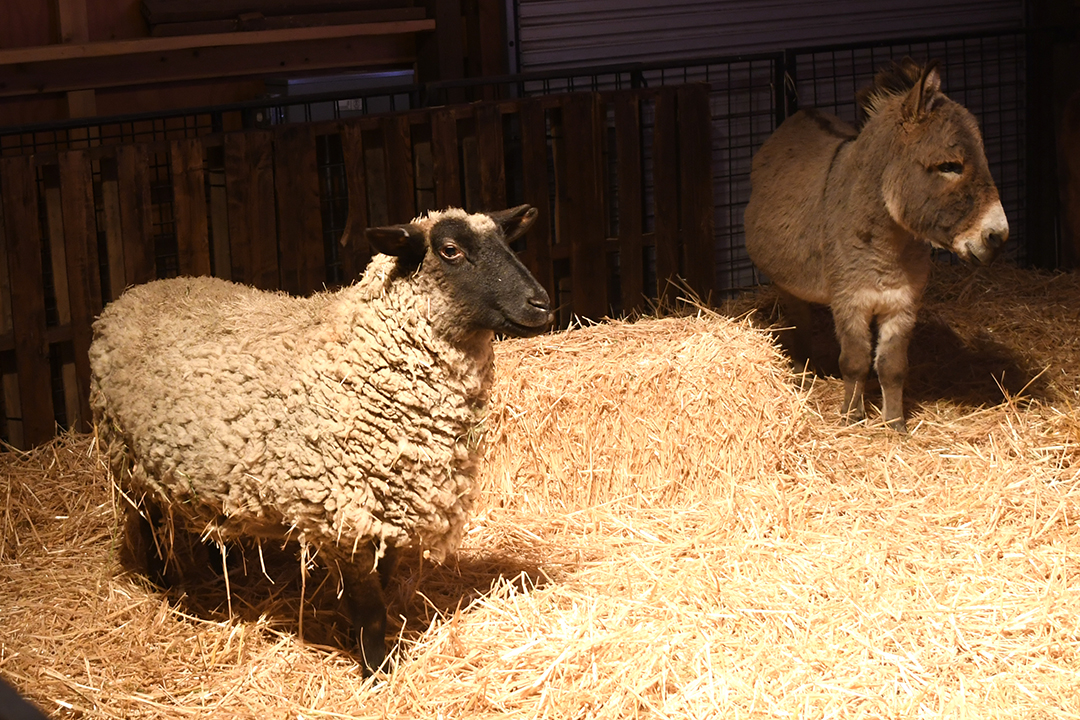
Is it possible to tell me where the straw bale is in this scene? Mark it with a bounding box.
[2,263,1080,719]
[478,312,810,511]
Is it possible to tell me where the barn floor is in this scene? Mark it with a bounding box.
[2,262,1079,719]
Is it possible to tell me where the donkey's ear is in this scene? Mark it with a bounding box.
[903,61,942,120]
[365,223,428,265]
[488,204,538,243]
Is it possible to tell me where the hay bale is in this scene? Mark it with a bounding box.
[479,311,810,512]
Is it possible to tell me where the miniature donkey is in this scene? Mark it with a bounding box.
[744,58,1008,431]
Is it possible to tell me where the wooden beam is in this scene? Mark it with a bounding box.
[0,21,433,98]
[149,8,428,36]
[0,21,434,64]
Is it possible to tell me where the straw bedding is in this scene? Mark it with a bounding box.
[2,262,1080,718]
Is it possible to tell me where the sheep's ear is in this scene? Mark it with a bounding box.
[488,205,538,243]
[365,223,427,265]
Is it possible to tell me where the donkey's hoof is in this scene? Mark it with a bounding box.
[886,417,908,433]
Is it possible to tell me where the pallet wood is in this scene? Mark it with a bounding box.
[225,131,279,289]
[476,103,506,210]
[382,115,416,223]
[558,94,607,320]
[678,84,715,301]
[171,138,213,278]
[98,158,128,301]
[57,150,100,432]
[430,108,462,209]
[517,101,554,298]
[614,92,645,313]
[273,125,324,295]
[115,144,157,287]
[338,123,370,282]
[0,156,55,446]
[652,89,680,300]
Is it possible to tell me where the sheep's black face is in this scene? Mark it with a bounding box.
[366,205,552,338]
[427,207,552,337]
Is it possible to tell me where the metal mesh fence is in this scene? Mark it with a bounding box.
[0,28,1036,298]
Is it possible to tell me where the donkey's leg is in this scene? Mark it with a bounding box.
[777,289,814,373]
[832,305,873,425]
[874,307,918,432]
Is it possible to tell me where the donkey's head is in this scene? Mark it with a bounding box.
[862,59,1008,264]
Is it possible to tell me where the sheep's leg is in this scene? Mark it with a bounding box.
[874,306,917,433]
[121,492,164,583]
[832,304,873,425]
[332,544,393,675]
[777,289,813,373]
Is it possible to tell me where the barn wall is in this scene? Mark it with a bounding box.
[0,85,713,449]
[514,0,1025,71]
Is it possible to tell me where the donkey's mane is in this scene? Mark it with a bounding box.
[856,57,927,121]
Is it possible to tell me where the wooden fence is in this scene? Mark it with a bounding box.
[0,84,713,448]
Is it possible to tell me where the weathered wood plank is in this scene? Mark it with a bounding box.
[559,93,606,320]
[382,115,415,223]
[58,149,101,432]
[42,165,72,325]
[170,138,213,278]
[273,125,323,295]
[98,158,128,300]
[517,101,553,299]
[207,160,231,280]
[614,92,645,313]
[652,89,680,299]
[338,122,369,281]
[678,84,714,301]
[225,131,279,289]
[0,155,55,446]
[476,102,506,210]
[115,144,156,287]
[430,107,462,209]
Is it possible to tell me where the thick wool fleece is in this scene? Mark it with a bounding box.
[90,250,495,564]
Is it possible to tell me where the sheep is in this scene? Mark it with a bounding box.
[89,204,552,673]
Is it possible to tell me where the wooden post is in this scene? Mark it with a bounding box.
[55,0,98,119]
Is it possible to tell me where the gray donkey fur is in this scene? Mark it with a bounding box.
[744,58,1008,431]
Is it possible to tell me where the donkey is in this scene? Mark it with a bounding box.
[744,58,1008,431]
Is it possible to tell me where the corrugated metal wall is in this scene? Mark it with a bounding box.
[515,0,1025,71]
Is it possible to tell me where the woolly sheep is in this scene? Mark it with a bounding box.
[89,205,552,672]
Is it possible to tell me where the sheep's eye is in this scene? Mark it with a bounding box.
[439,243,463,261]
[935,161,963,176]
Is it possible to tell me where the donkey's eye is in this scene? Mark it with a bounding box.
[439,243,463,261]
[935,161,964,176]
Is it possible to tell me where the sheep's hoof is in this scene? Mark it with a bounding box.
[356,621,389,676]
